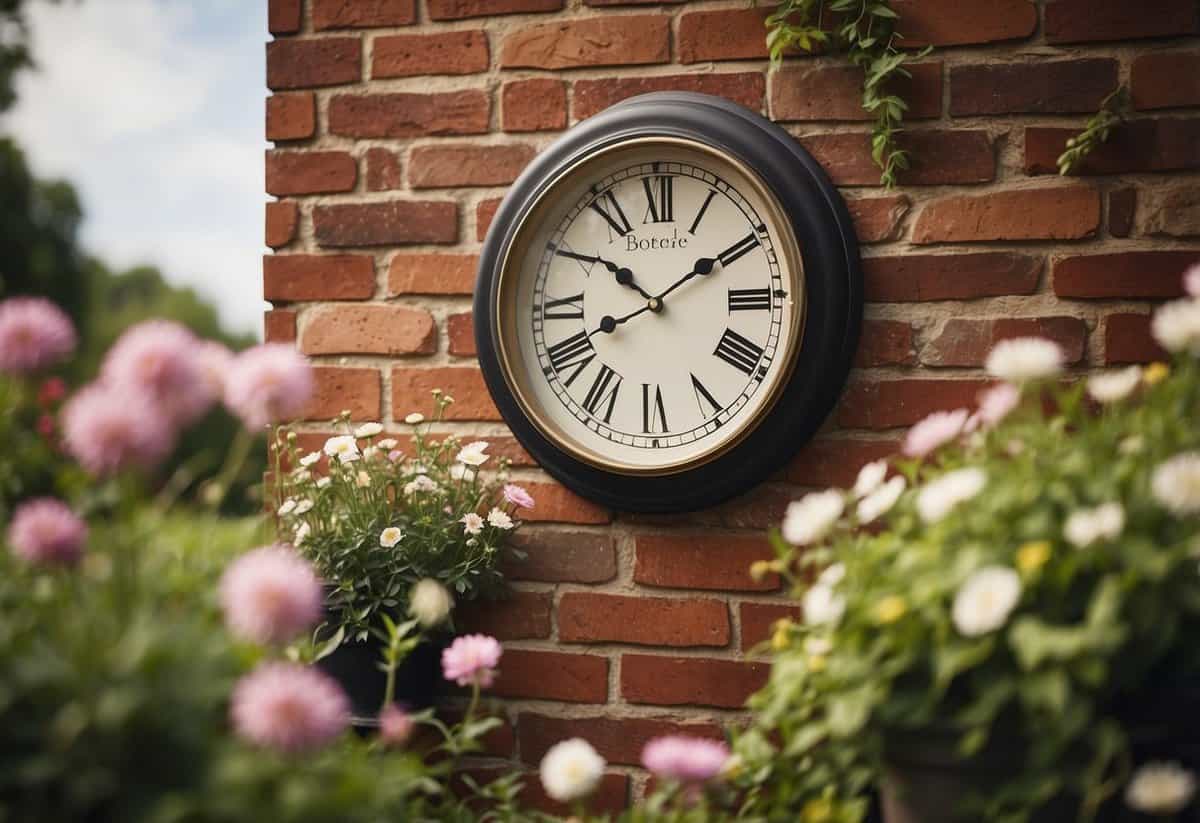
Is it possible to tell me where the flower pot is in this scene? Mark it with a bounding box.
[316,633,450,725]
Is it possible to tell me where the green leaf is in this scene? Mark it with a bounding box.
[933,637,995,690]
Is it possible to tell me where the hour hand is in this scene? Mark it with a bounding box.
[557,249,653,300]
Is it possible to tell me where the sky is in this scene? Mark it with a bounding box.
[6,0,268,336]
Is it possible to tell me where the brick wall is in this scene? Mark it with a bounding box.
[264,0,1200,810]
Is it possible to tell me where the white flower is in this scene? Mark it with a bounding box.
[404,412,424,425]
[1152,298,1200,354]
[1126,762,1196,815]
[408,578,454,627]
[1063,502,1125,548]
[903,408,969,458]
[1152,452,1200,515]
[362,446,378,461]
[952,566,1021,637]
[853,460,887,498]
[356,471,371,488]
[315,477,331,489]
[379,527,404,548]
[985,337,1064,382]
[293,499,313,515]
[450,463,473,481]
[916,468,987,523]
[291,468,311,482]
[487,508,514,529]
[403,475,438,496]
[293,522,310,546]
[1186,263,1200,298]
[1087,366,1142,404]
[456,441,490,467]
[299,452,321,467]
[323,435,361,464]
[354,422,383,438]
[782,490,845,545]
[803,581,845,626]
[277,498,297,516]
[461,512,484,535]
[857,475,906,524]
[818,563,845,587]
[804,635,833,656]
[539,738,605,803]
[377,438,397,450]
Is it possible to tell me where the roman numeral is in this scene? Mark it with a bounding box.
[641,176,674,224]
[718,233,760,267]
[543,293,584,320]
[690,373,722,418]
[589,190,632,242]
[546,331,595,387]
[582,364,621,423]
[728,288,772,312]
[641,383,668,433]
[688,190,716,235]
[713,328,765,376]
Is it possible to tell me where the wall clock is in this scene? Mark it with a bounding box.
[475,92,862,512]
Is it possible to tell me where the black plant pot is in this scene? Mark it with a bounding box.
[316,632,451,724]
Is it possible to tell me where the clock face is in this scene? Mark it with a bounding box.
[494,138,805,475]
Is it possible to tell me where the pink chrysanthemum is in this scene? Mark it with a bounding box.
[903,408,969,458]
[0,297,77,374]
[230,662,350,753]
[502,483,535,510]
[223,344,314,430]
[61,382,175,476]
[977,383,1020,428]
[6,497,87,566]
[642,735,731,783]
[196,340,234,397]
[379,704,415,747]
[441,634,502,688]
[219,544,323,645]
[102,320,215,427]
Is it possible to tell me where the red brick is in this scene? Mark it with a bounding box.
[783,437,898,488]
[912,185,1100,243]
[740,602,801,650]
[485,436,535,467]
[364,148,403,192]
[266,151,356,196]
[507,772,628,816]
[950,59,1118,116]
[408,144,535,189]
[573,72,764,121]
[477,197,502,241]
[391,366,499,421]
[677,8,772,63]
[268,0,301,34]
[307,367,381,421]
[491,649,608,703]
[388,253,478,295]
[504,530,617,584]
[1105,314,1168,365]
[456,591,553,640]
[1132,52,1200,110]
[558,593,730,647]
[329,91,489,138]
[313,201,457,247]
[864,253,1042,302]
[894,0,1037,47]
[1044,0,1197,44]
[634,534,777,592]
[372,31,488,78]
[313,0,416,29]
[1109,187,1136,238]
[499,16,669,70]
[267,38,361,90]
[266,92,315,141]
[428,0,561,20]
[801,130,994,186]
[1141,184,1200,238]
[263,254,375,301]
[501,79,567,132]
[856,319,916,367]
[520,482,611,525]
[264,309,297,343]
[621,655,768,708]
[847,195,910,244]
[518,714,723,767]
[772,63,942,122]
[1053,252,1198,299]
[1024,120,1200,176]
[922,317,1088,368]
[447,312,475,356]
[299,305,437,356]
[712,485,796,531]
[265,201,299,249]
[838,379,991,429]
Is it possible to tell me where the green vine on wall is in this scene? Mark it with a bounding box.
[1057,86,1131,176]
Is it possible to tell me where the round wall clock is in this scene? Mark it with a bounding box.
[474,92,862,512]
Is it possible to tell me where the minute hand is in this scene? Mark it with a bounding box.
[654,232,761,303]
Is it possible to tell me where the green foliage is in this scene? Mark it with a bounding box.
[1057,87,1130,176]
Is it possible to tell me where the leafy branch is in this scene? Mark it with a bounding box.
[1057,86,1131,176]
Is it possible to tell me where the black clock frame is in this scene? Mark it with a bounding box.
[474,92,862,513]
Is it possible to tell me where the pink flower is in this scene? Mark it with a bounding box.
[1184,263,1200,298]
[61,382,175,475]
[441,634,502,688]
[6,497,87,565]
[196,340,234,396]
[224,344,314,430]
[102,320,215,427]
[379,704,415,746]
[502,483,535,510]
[0,297,77,374]
[976,383,1020,428]
[642,735,731,783]
[231,663,350,752]
[38,377,67,406]
[220,544,323,645]
[903,408,969,458]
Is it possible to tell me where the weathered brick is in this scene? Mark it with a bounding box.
[264,309,297,343]
[300,305,437,356]
[1109,187,1137,238]
[634,534,777,592]
[329,91,490,138]
[518,714,723,767]
[428,0,561,20]
[677,8,771,63]
[392,366,499,420]
[263,254,375,302]
[838,379,991,429]
[499,16,669,70]
[1044,0,1197,44]
[922,317,1088,368]
[520,482,611,525]
[313,201,457,247]
[266,92,315,141]
[265,201,299,249]
[266,151,356,196]
[864,253,1042,302]
[267,38,361,90]
[268,0,301,34]
[856,319,916,366]
[491,650,608,703]
[912,185,1100,243]
[504,530,617,583]
[740,602,801,650]
[372,31,489,78]
[1132,52,1200,110]
[408,144,535,189]
[772,63,942,122]
[558,593,730,647]
[502,79,567,132]
[447,312,475,356]
[1141,184,1200,238]
[801,130,994,186]
[364,148,403,192]
[573,72,764,120]
[783,437,899,488]
[456,591,553,640]
[477,197,503,241]
[847,195,910,243]
[1025,120,1200,176]
[307,366,381,421]
[621,655,768,708]
[388,253,478,295]
[894,0,1037,47]
[1105,314,1168,365]
[313,0,416,29]
[950,59,1118,116]
[1054,252,1198,299]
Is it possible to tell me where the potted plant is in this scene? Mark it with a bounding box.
[272,393,533,721]
[735,270,1200,823]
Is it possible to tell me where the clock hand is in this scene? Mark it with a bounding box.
[653,257,717,304]
[589,256,718,338]
[556,248,654,300]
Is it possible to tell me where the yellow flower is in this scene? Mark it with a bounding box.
[807,654,828,672]
[1144,362,1170,386]
[1016,540,1051,575]
[749,560,773,581]
[873,595,907,624]
[801,798,835,823]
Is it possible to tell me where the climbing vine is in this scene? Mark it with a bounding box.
[1057,86,1131,175]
